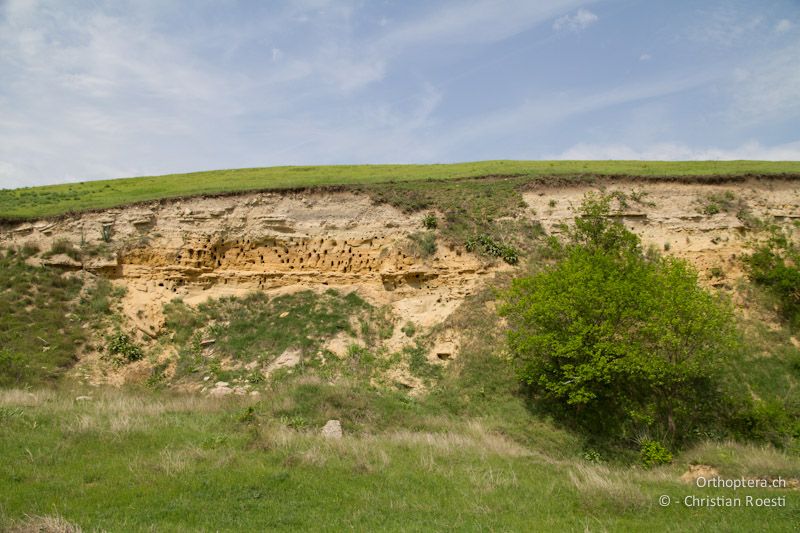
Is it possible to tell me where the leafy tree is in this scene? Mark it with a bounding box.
[501,194,740,446]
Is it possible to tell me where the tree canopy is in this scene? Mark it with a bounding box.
[501,194,740,446]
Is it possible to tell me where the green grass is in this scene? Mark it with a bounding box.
[0,248,113,386]
[2,160,800,220]
[160,289,392,385]
[1,387,798,532]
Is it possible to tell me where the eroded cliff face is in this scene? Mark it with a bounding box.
[2,179,798,387]
[525,180,800,284]
[2,191,494,347]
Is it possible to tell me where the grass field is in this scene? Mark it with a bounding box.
[2,160,800,220]
[1,387,798,532]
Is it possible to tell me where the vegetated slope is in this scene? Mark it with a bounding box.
[1,176,799,394]
[2,159,800,220]
[1,170,799,530]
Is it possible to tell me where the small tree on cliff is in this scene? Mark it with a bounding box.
[501,193,740,445]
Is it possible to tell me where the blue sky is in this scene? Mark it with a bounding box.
[1,0,799,187]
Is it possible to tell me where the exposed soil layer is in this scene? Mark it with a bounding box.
[2,177,798,386]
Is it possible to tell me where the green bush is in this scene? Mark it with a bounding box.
[407,231,437,257]
[702,191,738,216]
[743,229,800,330]
[48,238,81,261]
[107,332,143,364]
[422,212,438,229]
[406,344,442,382]
[20,242,40,257]
[0,349,30,387]
[501,193,740,446]
[581,449,603,464]
[639,440,673,468]
[465,234,519,264]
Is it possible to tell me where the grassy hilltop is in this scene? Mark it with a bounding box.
[2,159,800,220]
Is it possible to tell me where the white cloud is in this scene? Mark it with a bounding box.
[727,41,800,125]
[687,7,765,48]
[0,161,21,187]
[553,8,598,32]
[551,140,800,161]
[639,53,652,61]
[247,83,445,165]
[381,0,588,47]
[775,19,793,33]
[437,69,718,151]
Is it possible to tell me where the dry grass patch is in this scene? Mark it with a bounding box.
[568,463,651,512]
[5,514,82,533]
[0,389,57,407]
[466,465,520,493]
[385,426,530,459]
[681,440,800,480]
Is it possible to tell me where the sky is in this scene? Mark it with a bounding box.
[1,0,799,188]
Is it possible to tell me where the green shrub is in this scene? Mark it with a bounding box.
[20,242,40,257]
[465,234,519,264]
[407,231,437,257]
[501,193,740,446]
[639,440,672,468]
[279,414,309,430]
[422,212,438,229]
[743,229,800,330]
[406,345,442,382]
[0,349,30,387]
[582,449,603,464]
[145,361,169,388]
[48,238,81,261]
[107,332,143,364]
[702,191,737,216]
